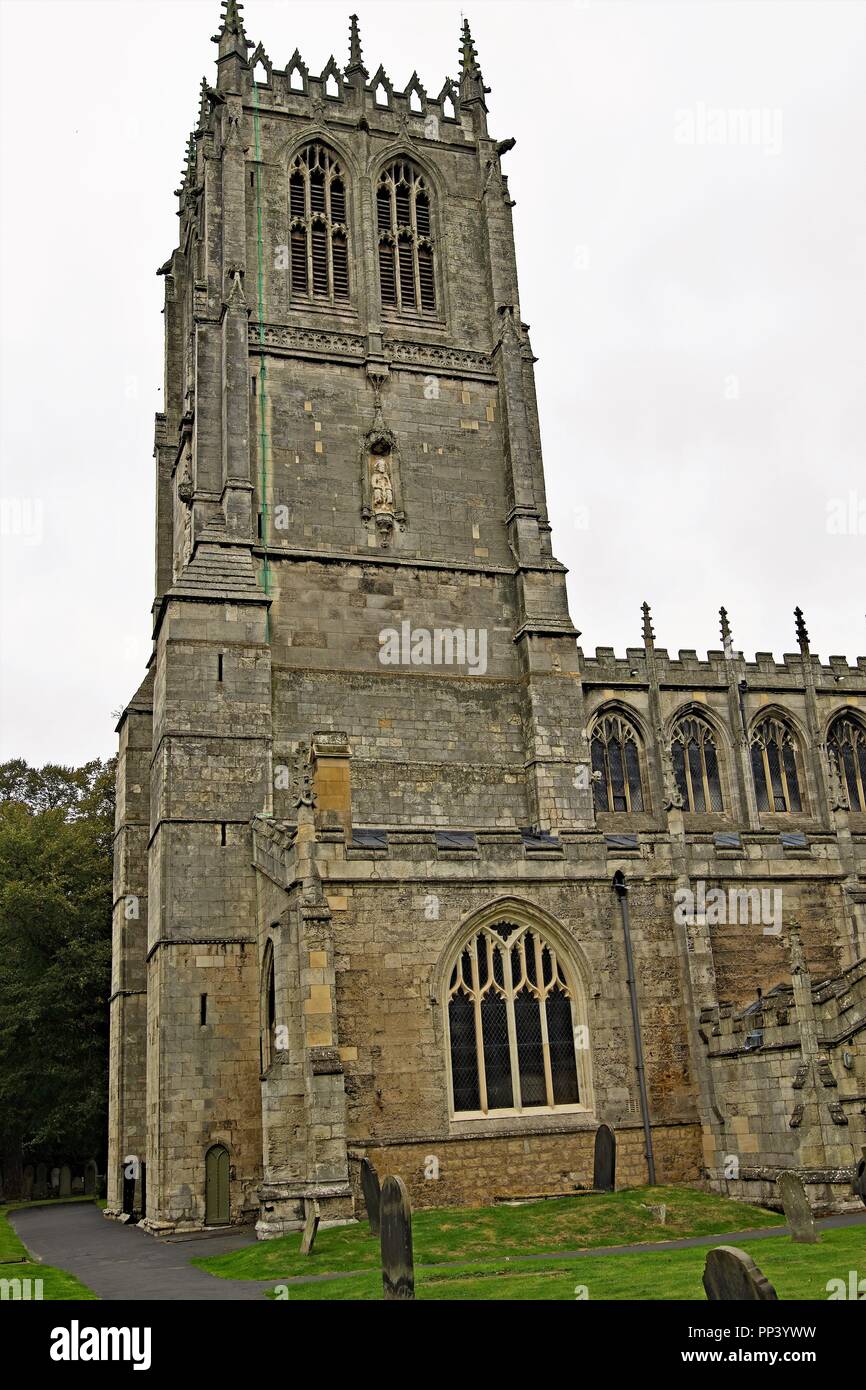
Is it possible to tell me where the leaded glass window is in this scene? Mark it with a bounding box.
[591,713,645,813]
[447,922,584,1115]
[828,715,866,812]
[671,715,724,812]
[750,716,803,813]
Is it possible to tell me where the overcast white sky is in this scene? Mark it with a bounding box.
[1,0,864,767]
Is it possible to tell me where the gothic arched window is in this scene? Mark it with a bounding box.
[591,713,645,813]
[750,716,803,813]
[288,143,350,303]
[447,921,586,1115]
[828,714,866,812]
[376,160,436,314]
[671,715,724,812]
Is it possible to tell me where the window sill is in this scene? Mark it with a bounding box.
[287,299,359,320]
[449,1105,592,1131]
[382,308,445,330]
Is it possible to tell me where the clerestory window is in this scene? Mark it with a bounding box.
[591,712,645,813]
[750,716,803,813]
[671,715,724,812]
[828,714,866,812]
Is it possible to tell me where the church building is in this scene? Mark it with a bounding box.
[108,2,866,1235]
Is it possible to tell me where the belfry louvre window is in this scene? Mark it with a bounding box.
[288,144,350,304]
[376,160,436,313]
[591,713,645,813]
[447,923,583,1115]
[828,715,866,812]
[671,716,723,812]
[750,716,803,813]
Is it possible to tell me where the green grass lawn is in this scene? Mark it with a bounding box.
[268,1226,865,1301]
[195,1186,785,1283]
[0,1201,98,1300]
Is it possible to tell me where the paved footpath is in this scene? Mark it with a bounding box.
[11,1201,866,1299]
[11,1202,265,1301]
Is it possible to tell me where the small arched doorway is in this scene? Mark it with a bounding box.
[205,1144,230,1226]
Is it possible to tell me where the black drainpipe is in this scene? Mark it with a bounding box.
[612,871,656,1185]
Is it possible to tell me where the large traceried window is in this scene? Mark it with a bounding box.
[289,143,350,304]
[376,160,436,314]
[591,712,645,813]
[828,714,866,812]
[447,921,586,1116]
[750,716,803,813]
[671,715,724,812]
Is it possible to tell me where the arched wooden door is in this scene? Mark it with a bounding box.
[205,1145,230,1226]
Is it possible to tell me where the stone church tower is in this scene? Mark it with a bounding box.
[109,2,866,1235]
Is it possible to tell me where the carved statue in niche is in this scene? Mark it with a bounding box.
[371,449,394,513]
[359,371,405,547]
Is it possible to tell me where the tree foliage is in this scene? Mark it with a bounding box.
[0,759,115,1186]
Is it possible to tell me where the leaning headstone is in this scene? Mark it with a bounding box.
[643,1201,667,1225]
[59,1165,72,1198]
[34,1163,48,1199]
[361,1156,382,1236]
[84,1160,97,1197]
[50,1166,60,1195]
[703,1246,778,1301]
[380,1175,414,1301]
[778,1170,818,1244]
[300,1200,320,1255]
[22,1166,34,1201]
[593,1123,616,1192]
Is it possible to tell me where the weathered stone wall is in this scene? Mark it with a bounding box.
[269,562,530,828]
[351,1122,703,1212]
[701,954,866,1209]
[106,684,151,1214]
[145,940,262,1230]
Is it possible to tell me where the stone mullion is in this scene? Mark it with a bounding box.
[534,935,555,1107]
[410,183,422,309]
[502,943,522,1112]
[468,939,488,1114]
[305,174,314,302]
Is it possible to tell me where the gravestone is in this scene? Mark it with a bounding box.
[50,1166,60,1195]
[84,1160,97,1197]
[34,1163,48,1199]
[593,1123,616,1192]
[59,1165,72,1198]
[643,1201,667,1225]
[361,1156,382,1236]
[703,1246,778,1301]
[380,1175,414,1300]
[22,1166,34,1200]
[300,1199,320,1255]
[778,1170,818,1244]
